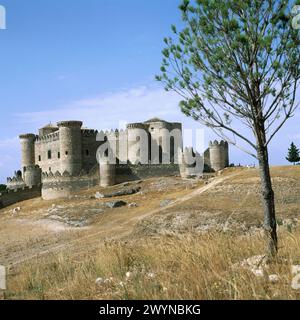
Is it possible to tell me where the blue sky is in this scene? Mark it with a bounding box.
[0,0,299,183]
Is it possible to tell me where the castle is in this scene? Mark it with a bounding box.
[3,118,229,204]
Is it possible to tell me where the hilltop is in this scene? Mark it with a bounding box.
[0,166,300,300]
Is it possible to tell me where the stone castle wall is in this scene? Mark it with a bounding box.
[57,121,83,176]
[35,132,61,173]
[41,167,99,200]
[24,165,42,187]
[0,186,42,209]
[179,147,204,178]
[209,140,229,172]
[82,129,102,172]
[7,173,26,190]
[115,163,180,183]
[19,134,36,173]
[4,119,230,205]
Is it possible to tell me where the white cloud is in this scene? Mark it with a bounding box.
[15,86,182,131]
[0,86,184,183]
[1,85,299,183]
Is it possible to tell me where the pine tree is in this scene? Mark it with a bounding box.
[286,142,300,165]
[157,0,300,256]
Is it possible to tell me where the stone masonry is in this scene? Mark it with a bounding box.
[4,118,229,202]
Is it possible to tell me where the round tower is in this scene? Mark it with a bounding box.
[144,118,183,164]
[24,165,42,187]
[209,140,225,172]
[179,147,204,178]
[127,123,148,164]
[57,121,83,175]
[224,141,229,167]
[19,134,36,174]
[99,159,116,187]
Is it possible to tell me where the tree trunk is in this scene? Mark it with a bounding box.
[257,145,278,257]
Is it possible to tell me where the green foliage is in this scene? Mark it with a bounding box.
[286,142,300,164]
[156,0,300,156]
[0,184,7,192]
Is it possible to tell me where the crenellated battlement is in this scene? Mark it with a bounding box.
[42,165,99,182]
[209,140,226,147]
[41,166,99,200]
[6,170,26,190]
[7,118,230,202]
[82,129,98,137]
[127,123,148,130]
[7,176,23,183]
[35,132,59,143]
[24,164,41,170]
[19,133,37,140]
[208,140,229,172]
[57,120,83,128]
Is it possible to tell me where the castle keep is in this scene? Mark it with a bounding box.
[3,118,229,205]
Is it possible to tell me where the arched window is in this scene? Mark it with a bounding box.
[48,150,52,159]
[58,152,61,159]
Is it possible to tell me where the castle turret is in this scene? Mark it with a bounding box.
[24,165,42,187]
[144,118,183,164]
[19,134,36,174]
[224,141,229,167]
[38,123,58,137]
[209,140,229,172]
[179,147,204,178]
[6,171,26,190]
[99,159,116,187]
[127,123,148,164]
[57,121,83,175]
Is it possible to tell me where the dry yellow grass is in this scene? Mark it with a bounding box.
[5,229,300,300]
[1,166,300,300]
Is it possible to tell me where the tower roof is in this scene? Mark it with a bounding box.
[40,122,58,129]
[144,117,168,124]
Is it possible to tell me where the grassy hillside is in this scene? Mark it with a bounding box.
[1,166,300,300]
[7,231,300,300]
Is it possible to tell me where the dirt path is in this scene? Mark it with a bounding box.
[134,171,242,221]
[7,171,241,267]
